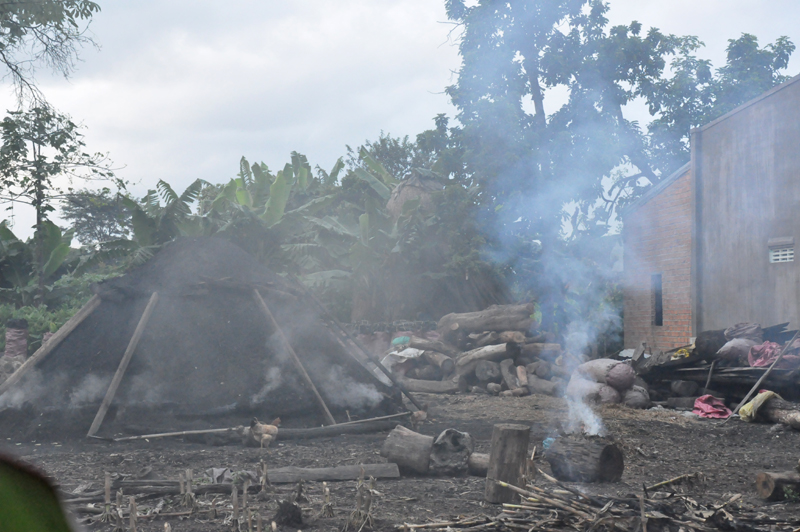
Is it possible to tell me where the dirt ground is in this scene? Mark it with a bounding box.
[3,393,799,531]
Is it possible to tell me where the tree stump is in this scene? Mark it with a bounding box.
[756,471,800,500]
[380,426,434,474]
[484,424,531,503]
[544,437,623,482]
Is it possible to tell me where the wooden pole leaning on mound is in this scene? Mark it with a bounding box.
[87,292,160,437]
[485,424,530,503]
[0,295,101,397]
[287,276,426,412]
[252,289,336,426]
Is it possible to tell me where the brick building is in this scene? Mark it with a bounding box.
[622,73,800,352]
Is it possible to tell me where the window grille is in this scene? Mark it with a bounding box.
[769,246,794,263]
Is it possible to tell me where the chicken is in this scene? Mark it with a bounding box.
[410,404,428,431]
[250,417,280,448]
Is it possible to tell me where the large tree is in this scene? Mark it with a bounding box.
[0,0,101,103]
[443,0,795,234]
[0,106,114,301]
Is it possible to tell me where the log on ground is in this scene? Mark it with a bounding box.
[759,397,800,429]
[756,471,800,500]
[544,438,624,482]
[381,426,434,474]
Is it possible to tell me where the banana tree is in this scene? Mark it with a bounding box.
[0,221,75,307]
[80,179,208,271]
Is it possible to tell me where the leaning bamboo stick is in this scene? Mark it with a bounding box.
[728,330,800,421]
[0,295,101,396]
[252,289,336,426]
[87,292,159,437]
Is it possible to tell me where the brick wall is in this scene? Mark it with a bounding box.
[623,169,693,351]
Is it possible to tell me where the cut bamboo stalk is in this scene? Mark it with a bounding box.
[87,292,159,437]
[252,289,336,426]
[0,295,101,397]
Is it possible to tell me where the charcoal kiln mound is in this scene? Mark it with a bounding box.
[0,237,399,440]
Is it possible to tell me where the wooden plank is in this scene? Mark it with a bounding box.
[87,292,159,437]
[269,463,399,483]
[0,295,101,397]
[252,289,336,426]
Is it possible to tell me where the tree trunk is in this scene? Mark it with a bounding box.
[499,359,520,391]
[760,397,800,429]
[520,343,562,360]
[756,471,800,500]
[409,336,460,358]
[456,343,521,376]
[468,452,489,477]
[544,438,624,483]
[484,424,531,503]
[380,426,434,474]
[438,304,535,334]
[398,376,461,394]
[422,351,455,376]
[526,374,563,397]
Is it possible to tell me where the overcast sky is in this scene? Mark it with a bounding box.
[1,0,799,237]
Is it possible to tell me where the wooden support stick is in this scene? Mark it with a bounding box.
[103,412,410,443]
[252,289,336,426]
[287,277,425,411]
[0,295,101,397]
[728,330,800,421]
[702,360,717,394]
[87,292,159,437]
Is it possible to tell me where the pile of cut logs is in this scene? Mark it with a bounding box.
[382,304,567,398]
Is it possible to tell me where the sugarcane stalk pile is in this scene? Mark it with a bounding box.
[395,474,800,532]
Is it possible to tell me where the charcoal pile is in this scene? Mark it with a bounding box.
[0,237,400,440]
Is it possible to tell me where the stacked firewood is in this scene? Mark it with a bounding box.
[382,304,568,397]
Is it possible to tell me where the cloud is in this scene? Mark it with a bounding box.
[0,1,797,238]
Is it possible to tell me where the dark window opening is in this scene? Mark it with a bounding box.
[652,273,663,326]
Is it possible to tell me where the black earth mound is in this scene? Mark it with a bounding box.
[0,237,398,440]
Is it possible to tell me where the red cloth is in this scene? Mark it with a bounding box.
[693,395,732,419]
[748,341,800,369]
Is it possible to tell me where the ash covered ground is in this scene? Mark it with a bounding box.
[3,393,799,531]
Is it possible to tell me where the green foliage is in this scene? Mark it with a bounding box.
[0,105,116,302]
[61,188,131,244]
[0,221,77,307]
[0,270,108,354]
[443,1,795,234]
[0,0,101,103]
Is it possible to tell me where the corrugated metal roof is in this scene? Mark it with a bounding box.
[619,162,690,218]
